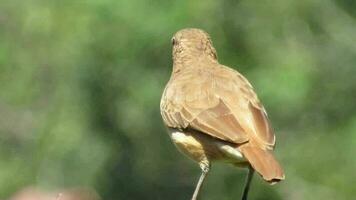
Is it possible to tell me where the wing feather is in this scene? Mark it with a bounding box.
[189,99,248,143]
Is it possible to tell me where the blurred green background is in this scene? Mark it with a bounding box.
[1,0,356,199]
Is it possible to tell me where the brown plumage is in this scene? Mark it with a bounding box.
[160,28,284,199]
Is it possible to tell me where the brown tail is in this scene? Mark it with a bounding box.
[239,145,285,184]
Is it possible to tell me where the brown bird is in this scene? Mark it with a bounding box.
[160,28,285,200]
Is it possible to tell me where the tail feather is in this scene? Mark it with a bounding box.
[239,145,285,184]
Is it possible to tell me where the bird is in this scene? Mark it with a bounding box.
[160,28,285,200]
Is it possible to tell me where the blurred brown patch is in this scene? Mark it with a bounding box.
[9,186,101,200]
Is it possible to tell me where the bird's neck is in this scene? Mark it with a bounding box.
[172,51,218,74]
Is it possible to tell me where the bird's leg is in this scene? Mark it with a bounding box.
[241,165,254,200]
[191,162,210,200]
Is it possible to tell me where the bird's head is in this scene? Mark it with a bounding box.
[171,28,218,64]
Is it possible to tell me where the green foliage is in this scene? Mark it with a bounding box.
[0,0,355,199]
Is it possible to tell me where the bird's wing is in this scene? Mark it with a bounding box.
[161,69,249,143]
[160,67,275,148]
[217,66,276,148]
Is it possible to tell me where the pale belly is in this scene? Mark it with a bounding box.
[167,128,247,166]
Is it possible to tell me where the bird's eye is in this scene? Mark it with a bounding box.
[171,37,177,45]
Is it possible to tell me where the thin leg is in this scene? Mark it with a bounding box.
[191,163,210,200]
[241,166,254,200]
